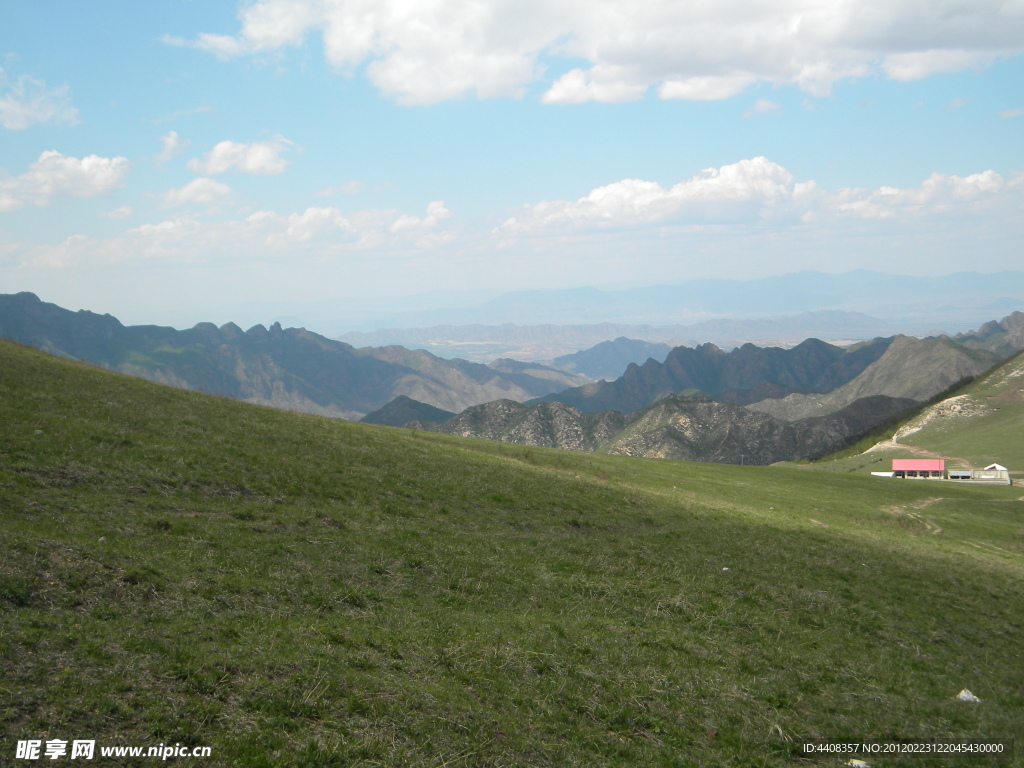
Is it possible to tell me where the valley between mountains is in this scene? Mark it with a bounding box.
[2,290,1022,467]
[378,318,1021,465]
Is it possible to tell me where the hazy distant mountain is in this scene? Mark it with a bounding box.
[531,337,894,414]
[0,293,588,419]
[337,322,692,362]
[321,270,1024,334]
[747,335,1003,421]
[456,271,1024,327]
[360,396,456,427]
[953,311,1024,358]
[350,345,589,410]
[551,337,673,380]
[426,393,917,465]
[336,310,907,362]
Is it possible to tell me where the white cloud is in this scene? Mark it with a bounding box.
[0,151,129,212]
[103,205,134,220]
[541,68,648,105]
[156,130,188,166]
[823,170,1010,220]
[187,137,292,175]
[744,98,781,118]
[656,76,756,103]
[496,159,1021,236]
[0,67,80,129]
[1000,108,1024,119]
[497,158,798,233]
[390,200,451,231]
[164,178,233,207]
[173,0,1024,104]
[252,200,454,249]
[23,200,457,267]
[881,50,992,81]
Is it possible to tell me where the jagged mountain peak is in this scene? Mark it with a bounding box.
[0,293,588,420]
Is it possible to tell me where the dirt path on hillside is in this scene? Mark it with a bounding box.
[882,497,946,535]
[863,395,972,466]
[866,435,970,466]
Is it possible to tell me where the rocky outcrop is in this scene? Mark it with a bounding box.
[435,400,629,451]
[427,393,917,465]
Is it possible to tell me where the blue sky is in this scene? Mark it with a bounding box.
[1,0,1023,328]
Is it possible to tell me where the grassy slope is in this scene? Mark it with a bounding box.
[1,340,1022,767]
[896,351,1024,469]
[806,351,1024,475]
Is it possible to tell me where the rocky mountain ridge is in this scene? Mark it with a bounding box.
[746,335,1002,421]
[0,292,589,419]
[530,336,895,414]
[953,310,1024,358]
[402,313,1022,465]
[421,393,917,465]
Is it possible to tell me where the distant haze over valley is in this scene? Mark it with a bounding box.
[338,311,909,363]
[329,270,1024,362]
[124,271,1024,346]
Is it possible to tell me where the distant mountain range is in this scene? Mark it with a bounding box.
[530,337,897,414]
[335,310,913,362]
[386,310,1023,464]
[746,336,1001,422]
[316,270,1024,337]
[0,293,589,420]
[4,290,1021,468]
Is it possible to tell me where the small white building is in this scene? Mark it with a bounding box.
[947,463,1011,485]
[875,460,1012,485]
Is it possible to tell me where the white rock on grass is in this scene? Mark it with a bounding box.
[956,689,981,702]
[845,760,870,768]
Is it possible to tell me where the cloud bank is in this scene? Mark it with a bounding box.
[173,0,1024,104]
[15,157,1023,285]
[0,151,129,212]
[495,158,1023,236]
[26,200,456,267]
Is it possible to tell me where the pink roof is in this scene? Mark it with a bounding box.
[892,459,945,471]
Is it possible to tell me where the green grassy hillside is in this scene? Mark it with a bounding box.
[1,341,1022,767]
[808,350,1024,476]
